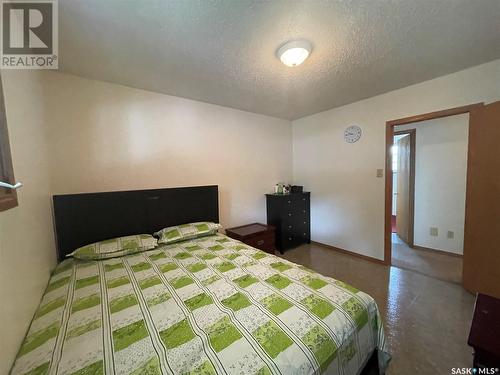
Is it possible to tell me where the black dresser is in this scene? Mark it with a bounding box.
[266,192,310,253]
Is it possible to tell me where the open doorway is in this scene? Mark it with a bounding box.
[385,104,483,283]
[391,130,415,247]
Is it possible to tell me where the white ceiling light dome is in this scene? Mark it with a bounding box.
[277,40,312,67]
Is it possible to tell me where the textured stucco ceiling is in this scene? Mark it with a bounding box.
[58,0,500,120]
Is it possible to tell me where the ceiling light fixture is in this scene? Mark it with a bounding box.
[277,40,312,67]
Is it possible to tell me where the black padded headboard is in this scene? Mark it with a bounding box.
[53,185,219,262]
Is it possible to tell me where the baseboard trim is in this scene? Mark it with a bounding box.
[311,241,387,265]
[412,245,463,258]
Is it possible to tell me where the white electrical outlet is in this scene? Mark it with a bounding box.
[447,231,454,239]
[430,227,438,236]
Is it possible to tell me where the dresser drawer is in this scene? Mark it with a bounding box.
[283,211,308,222]
[282,222,294,234]
[282,234,301,249]
[282,219,308,231]
[282,222,309,239]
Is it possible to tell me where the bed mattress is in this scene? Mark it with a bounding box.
[11,234,388,375]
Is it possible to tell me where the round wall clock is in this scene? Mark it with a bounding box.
[344,125,362,143]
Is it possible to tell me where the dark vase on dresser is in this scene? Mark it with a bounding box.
[266,192,310,253]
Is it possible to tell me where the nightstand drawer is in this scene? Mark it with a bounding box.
[244,232,275,253]
[225,223,276,254]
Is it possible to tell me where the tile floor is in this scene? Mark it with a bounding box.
[391,233,463,284]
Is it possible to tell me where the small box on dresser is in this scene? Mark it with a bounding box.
[225,223,276,254]
[266,192,310,253]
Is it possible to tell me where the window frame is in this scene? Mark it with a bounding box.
[0,73,18,212]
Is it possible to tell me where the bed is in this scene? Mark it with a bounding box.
[10,186,389,375]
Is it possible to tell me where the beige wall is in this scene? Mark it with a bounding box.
[42,72,292,227]
[0,71,292,373]
[396,114,469,255]
[292,59,500,260]
[0,72,56,375]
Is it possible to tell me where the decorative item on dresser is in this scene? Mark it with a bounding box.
[266,192,310,253]
[225,223,276,254]
[468,293,500,368]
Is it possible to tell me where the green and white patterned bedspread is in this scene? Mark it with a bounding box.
[11,234,388,375]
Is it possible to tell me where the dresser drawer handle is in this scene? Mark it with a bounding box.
[303,210,306,213]
[303,221,307,224]
[288,237,292,241]
[288,225,292,229]
[257,240,264,246]
[303,233,307,236]
[287,200,291,204]
[302,198,306,201]
[288,213,292,216]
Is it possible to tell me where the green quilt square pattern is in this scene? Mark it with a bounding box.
[207,316,242,352]
[302,325,338,372]
[342,297,368,330]
[113,320,149,352]
[252,320,293,359]
[185,293,213,311]
[222,292,251,312]
[160,319,196,349]
[302,294,335,319]
[260,294,293,315]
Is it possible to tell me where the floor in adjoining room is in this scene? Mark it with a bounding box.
[391,233,463,284]
[279,243,475,375]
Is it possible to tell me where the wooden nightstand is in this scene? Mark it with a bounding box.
[225,223,276,254]
[468,293,500,368]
